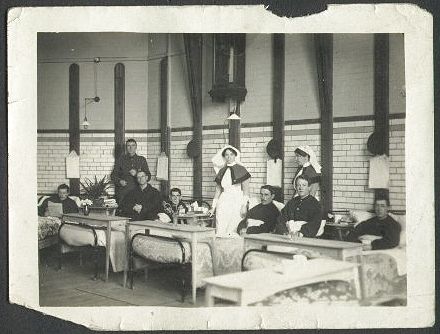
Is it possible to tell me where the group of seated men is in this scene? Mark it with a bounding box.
[39,170,401,251]
[237,174,400,250]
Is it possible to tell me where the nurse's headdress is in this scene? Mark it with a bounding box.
[294,145,322,174]
[212,145,243,174]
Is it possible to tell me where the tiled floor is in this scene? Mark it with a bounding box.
[39,247,208,307]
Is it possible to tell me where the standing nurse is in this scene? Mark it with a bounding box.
[209,145,251,237]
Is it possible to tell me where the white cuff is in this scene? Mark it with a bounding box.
[211,198,218,210]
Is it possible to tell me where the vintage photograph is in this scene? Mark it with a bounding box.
[7,4,434,330]
[36,32,407,308]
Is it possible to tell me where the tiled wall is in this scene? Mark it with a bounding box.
[37,117,405,211]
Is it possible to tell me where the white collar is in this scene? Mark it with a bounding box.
[227,162,237,167]
[302,161,311,168]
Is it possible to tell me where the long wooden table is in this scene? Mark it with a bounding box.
[123,220,216,304]
[203,258,361,306]
[243,233,365,298]
[61,213,130,281]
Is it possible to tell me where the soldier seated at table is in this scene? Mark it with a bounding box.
[274,175,322,237]
[118,170,163,221]
[346,194,401,250]
[38,183,79,217]
[162,187,189,222]
[237,185,280,235]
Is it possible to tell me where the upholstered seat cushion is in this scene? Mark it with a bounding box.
[250,280,358,306]
[38,216,61,240]
[131,236,245,287]
[132,235,193,264]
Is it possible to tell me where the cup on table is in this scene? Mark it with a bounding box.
[360,238,373,250]
[286,220,300,239]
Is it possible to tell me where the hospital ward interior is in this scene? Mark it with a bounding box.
[37,32,407,307]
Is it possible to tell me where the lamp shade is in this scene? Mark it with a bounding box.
[227,113,241,120]
[82,119,90,129]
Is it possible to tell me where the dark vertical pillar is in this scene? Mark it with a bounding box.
[374,34,390,156]
[272,34,285,201]
[184,34,203,199]
[234,34,246,90]
[374,34,390,200]
[315,34,333,216]
[160,58,171,197]
[212,34,229,97]
[228,34,246,150]
[68,64,80,196]
[114,63,125,161]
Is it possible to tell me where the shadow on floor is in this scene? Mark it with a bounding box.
[39,246,208,307]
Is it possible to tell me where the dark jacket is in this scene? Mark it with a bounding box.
[38,195,79,217]
[162,199,188,220]
[293,164,321,186]
[346,215,401,250]
[215,164,251,186]
[274,195,322,237]
[237,202,280,234]
[119,184,162,221]
[111,153,151,201]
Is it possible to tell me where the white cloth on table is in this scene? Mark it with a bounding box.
[216,167,244,237]
[368,154,390,189]
[266,159,282,187]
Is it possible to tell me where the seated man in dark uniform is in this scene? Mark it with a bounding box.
[237,185,280,234]
[118,170,163,221]
[162,187,189,221]
[274,175,322,237]
[38,183,79,217]
[346,195,401,250]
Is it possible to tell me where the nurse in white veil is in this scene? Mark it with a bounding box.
[292,145,322,198]
[208,145,251,237]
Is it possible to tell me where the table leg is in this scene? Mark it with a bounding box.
[337,228,344,241]
[123,223,130,288]
[352,266,362,300]
[105,222,111,282]
[205,285,214,307]
[191,233,197,304]
[357,253,366,300]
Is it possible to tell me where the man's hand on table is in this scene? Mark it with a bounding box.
[133,204,142,213]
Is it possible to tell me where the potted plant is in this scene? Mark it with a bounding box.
[80,175,113,207]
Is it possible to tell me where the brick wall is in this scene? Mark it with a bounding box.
[332,118,405,211]
[37,117,405,211]
[37,133,70,193]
